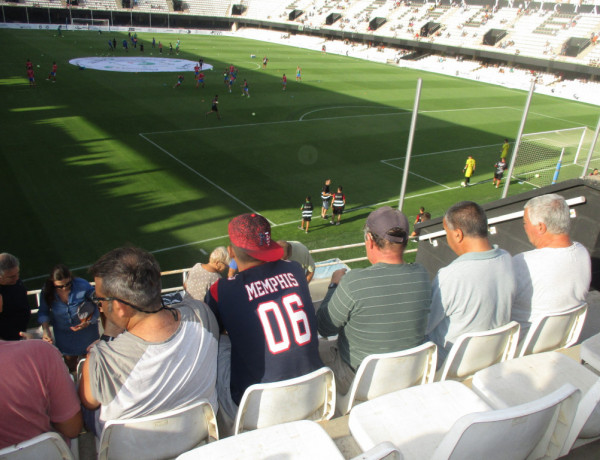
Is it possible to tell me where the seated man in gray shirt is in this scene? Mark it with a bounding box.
[79,247,219,436]
[426,201,515,364]
[317,206,432,394]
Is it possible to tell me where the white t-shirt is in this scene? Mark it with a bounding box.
[89,299,219,432]
[511,242,591,330]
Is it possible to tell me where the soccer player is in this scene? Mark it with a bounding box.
[27,67,35,87]
[462,155,476,187]
[282,73,287,91]
[197,71,205,88]
[173,74,184,88]
[206,95,221,120]
[493,157,507,188]
[262,56,268,69]
[501,139,510,159]
[122,39,128,52]
[152,37,156,48]
[331,186,346,225]
[25,58,33,71]
[158,41,163,53]
[47,61,57,82]
[299,196,313,233]
[296,65,302,81]
[241,79,250,97]
[321,178,332,219]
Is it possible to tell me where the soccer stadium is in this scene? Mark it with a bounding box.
[1,0,600,457]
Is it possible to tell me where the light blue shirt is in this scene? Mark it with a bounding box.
[426,245,515,363]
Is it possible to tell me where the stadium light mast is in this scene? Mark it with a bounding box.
[581,116,600,177]
[398,78,422,211]
[502,80,535,199]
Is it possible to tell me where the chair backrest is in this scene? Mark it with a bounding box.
[338,341,437,415]
[519,303,588,357]
[432,384,581,460]
[562,378,600,456]
[438,321,520,381]
[97,399,218,460]
[0,432,74,460]
[233,367,335,435]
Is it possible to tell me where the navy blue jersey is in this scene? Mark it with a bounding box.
[206,259,322,404]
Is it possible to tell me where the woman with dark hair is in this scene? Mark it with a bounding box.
[38,264,99,371]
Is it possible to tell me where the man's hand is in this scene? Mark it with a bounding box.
[330,268,348,285]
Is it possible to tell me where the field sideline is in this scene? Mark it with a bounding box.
[1,28,598,284]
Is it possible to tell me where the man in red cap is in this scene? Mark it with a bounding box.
[206,213,322,424]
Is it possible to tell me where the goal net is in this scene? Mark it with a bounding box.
[510,127,599,187]
[71,18,110,29]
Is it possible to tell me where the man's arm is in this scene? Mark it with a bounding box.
[425,275,445,335]
[53,411,83,439]
[78,354,101,410]
[316,269,350,337]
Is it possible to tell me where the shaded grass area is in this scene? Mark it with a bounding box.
[1,28,598,284]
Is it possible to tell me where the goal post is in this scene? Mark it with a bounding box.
[509,126,598,187]
[71,17,111,29]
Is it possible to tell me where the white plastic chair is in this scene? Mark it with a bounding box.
[518,303,588,357]
[437,321,520,381]
[472,351,600,457]
[231,367,335,436]
[97,399,218,460]
[0,432,74,460]
[337,341,437,415]
[177,420,402,460]
[349,380,580,460]
[581,331,600,373]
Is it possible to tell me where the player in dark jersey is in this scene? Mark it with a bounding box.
[205,213,322,423]
[206,95,220,120]
[493,157,507,189]
[331,186,346,225]
[299,196,313,233]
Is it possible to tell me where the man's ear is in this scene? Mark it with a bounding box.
[449,227,464,245]
[537,221,547,235]
[227,246,235,259]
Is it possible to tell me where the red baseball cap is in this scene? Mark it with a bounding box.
[228,213,283,262]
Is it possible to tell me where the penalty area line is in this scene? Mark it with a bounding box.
[138,133,277,226]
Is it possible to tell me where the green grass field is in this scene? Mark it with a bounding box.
[2,28,599,285]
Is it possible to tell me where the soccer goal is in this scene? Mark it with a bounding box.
[71,18,110,29]
[510,126,599,187]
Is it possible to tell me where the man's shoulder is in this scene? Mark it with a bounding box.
[1,339,60,360]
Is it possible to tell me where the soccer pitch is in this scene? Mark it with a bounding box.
[2,28,599,283]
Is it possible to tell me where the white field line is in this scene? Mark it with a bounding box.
[129,104,556,261]
[382,159,451,189]
[138,133,271,224]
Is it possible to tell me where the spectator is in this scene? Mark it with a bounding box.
[0,253,30,341]
[511,194,591,335]
[227,258,238,278]
[206,213,322,421]
[426,201,515,364]
[0,339,82,448]
[410,212,431,239]
[38,264,99,372]
[317,206,431,394]
[184,247,230,301]
[278,240,316,283]
[79,247,218,436]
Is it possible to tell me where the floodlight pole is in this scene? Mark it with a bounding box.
[398,78,422,212]
[502,80,535,199]
[581,116,600,177]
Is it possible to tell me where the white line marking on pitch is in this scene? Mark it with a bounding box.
[138,133,275,225]
[381,143,503,162]
[382,159,451,189]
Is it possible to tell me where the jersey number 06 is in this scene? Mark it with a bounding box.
[257,293,312,354]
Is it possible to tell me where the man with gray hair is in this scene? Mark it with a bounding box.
[511,194,591,334]
[79,247,219,436]
[317,206,431,394]
[0,253,30,341]
[426,201,515,364]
